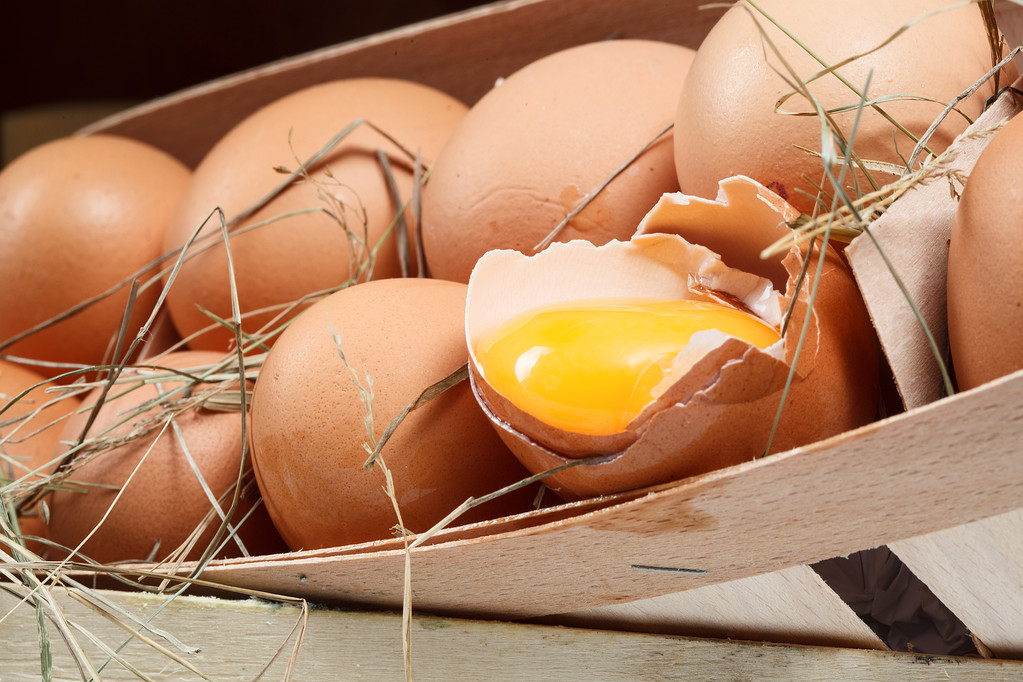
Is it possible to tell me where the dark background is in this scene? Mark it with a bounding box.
[1,1,491,164]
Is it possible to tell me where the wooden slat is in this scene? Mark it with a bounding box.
[546,564,886,650]
[890,508,1023,659]
[123,368,1023,623]
[80,0,727,167]
[3,587,1020,680]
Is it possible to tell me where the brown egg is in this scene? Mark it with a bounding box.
[163,78,468,352]
[947,111,1023,391]
[674,0,1007,216]
[47,350,287,564]
[0,359,81,556]
[467,177,879,499]
[249,277,539,550]
[421,39,696,283]
[0,135,190,377]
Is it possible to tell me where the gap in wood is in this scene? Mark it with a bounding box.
[812,547,979,656]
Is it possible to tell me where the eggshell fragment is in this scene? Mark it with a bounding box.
[47,350,287,564]
[163,78,468,351]
[248,277,539,551]
[947,111,1023,391]
[421,39,696,283]
[467,176,879,499]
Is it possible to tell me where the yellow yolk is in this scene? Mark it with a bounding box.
[474,298,780,436]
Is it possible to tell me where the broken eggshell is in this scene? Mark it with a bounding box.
[465,176,879,500]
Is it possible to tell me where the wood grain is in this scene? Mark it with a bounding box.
[103,368,1023,624]
[3,587,1020,681]
[891,508,1023,660]
[545,564,886,650]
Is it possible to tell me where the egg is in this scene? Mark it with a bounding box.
[0,359,81,556]
[947,111,1023,391]
[0,135,191,376]
[162,78,469,352]
[466,176,879,499]
[673,0,1007,216]
[421,39,696,283]
[47,350,287,564]
[248,277,539,550]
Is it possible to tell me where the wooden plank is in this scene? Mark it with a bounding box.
[545,564,886,650]
[120,368,1023,622]
[2,586,1020,680]
[80,0,727,167]
[890,508,1023,660]
[845,77,1023,409]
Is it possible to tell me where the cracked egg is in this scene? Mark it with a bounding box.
[466,176,879,499]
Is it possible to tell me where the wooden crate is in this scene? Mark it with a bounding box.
[4,0,1023,677]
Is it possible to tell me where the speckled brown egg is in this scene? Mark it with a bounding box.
[948,111,1023,391]
[0,359,81,555]
[162,78,468,352]
[421,39,696,283]
[248,277,539,550]
[0,135,190,377]
[674,0,1007,216]
[47,350,287,564]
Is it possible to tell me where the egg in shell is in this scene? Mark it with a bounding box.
[248,277,540,551]
[47,350,287,564]
[421,39,696,283]
[673,0,1008,216]
[0,359,81,556]
[0,135,190,377]
[466,176,879,499]
[162,78,468,351]
[947,110,1023,391]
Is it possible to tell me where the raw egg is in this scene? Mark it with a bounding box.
[162,78,468,351]
[421,39,696,283]
[47,350,287,564]
[0,135,190,377]
[674,0,1008,215]
[248,277,539,550]
[947,110,1023,391]
[467,176,879,499]
[474,298,780,436]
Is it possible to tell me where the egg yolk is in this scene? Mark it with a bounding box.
[474,298,780,436]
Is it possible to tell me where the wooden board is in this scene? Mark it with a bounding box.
[101,367,1023,624]
[546,564,886,650]
[80,0,727,167]
[2,587,1020,680]
[891,508,1023,660]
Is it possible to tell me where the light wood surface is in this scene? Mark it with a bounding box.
[2,587,1020,681]
[115,368,1023,623]
[547,564,886,650]
[891,507,1023,660]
